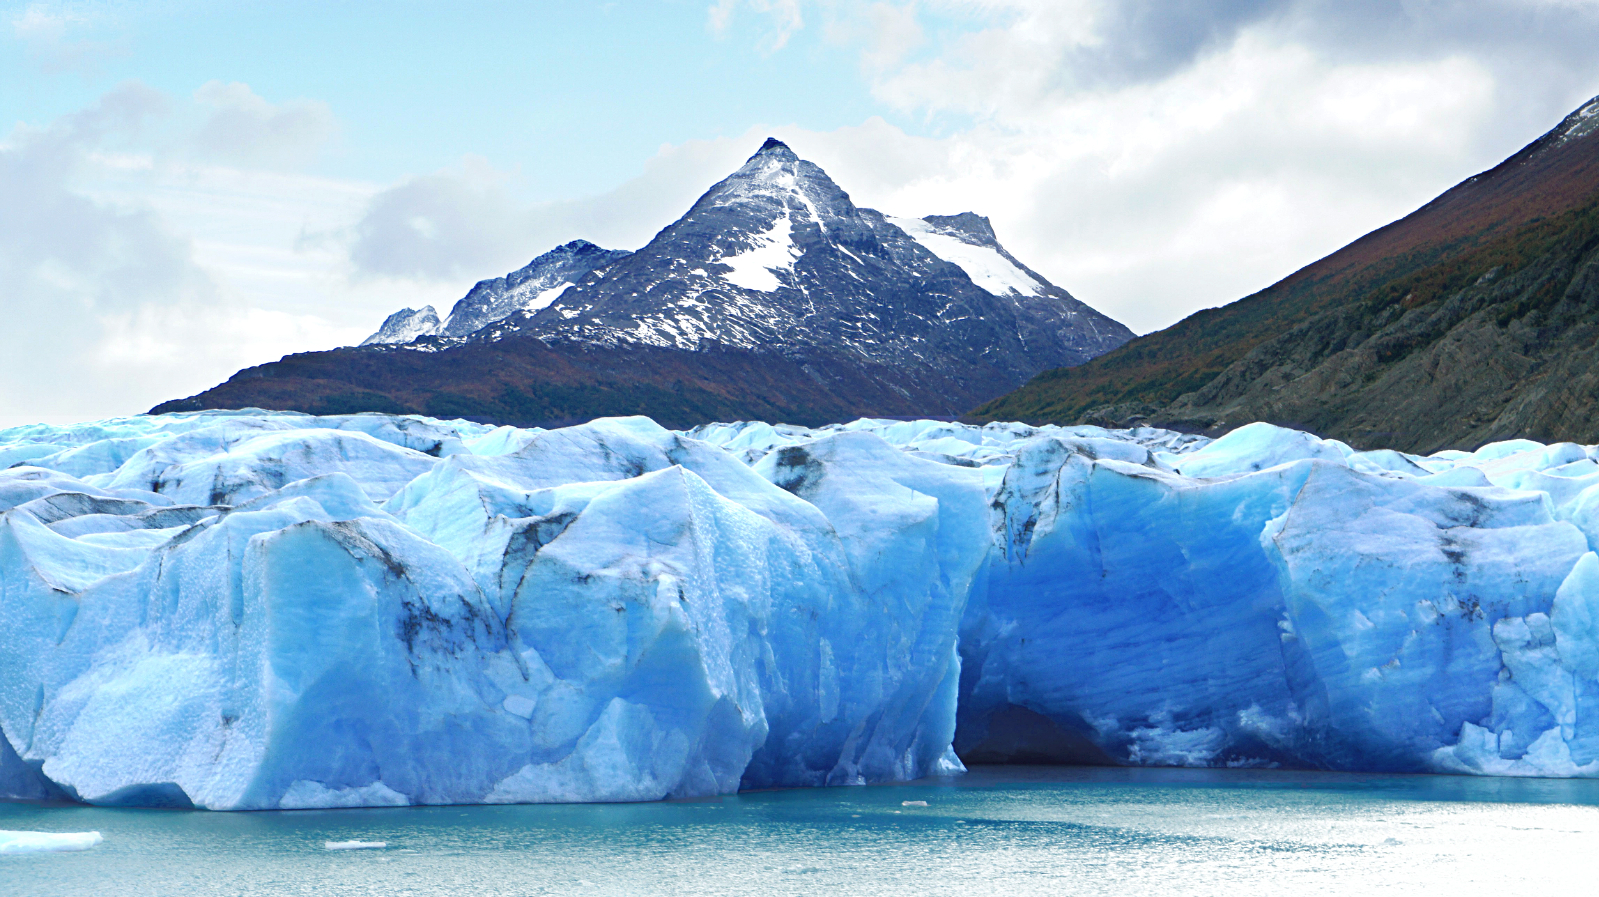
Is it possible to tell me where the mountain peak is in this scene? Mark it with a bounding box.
[694,137,851,217]
[190,130,1136,427]
[360,305,440,347]
[754,136,796,159]
[921,213,999,247]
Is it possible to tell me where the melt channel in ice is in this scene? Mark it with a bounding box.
[5,411,1599,810]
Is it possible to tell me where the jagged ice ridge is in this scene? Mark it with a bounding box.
[4,411,1599,810]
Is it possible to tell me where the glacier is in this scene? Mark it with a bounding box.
[3,412,1599,810]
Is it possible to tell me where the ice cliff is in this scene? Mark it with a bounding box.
[3,412,1599,809]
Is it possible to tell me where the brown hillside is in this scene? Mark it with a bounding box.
[975,95,1599,453]
[151,337,1004,429]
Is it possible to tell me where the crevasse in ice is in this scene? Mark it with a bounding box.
[3,412,1598,809]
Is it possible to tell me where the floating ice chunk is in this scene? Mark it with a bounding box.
[0,831,103,854]
[324,840,387,850]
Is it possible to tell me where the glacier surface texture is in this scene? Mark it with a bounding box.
[3,411,1599,809]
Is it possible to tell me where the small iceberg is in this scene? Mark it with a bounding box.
[324,840,387,851]
[0,831,104,854]
[901,800,929,807]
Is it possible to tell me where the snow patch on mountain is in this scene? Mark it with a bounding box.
[889,216,1044,298]
[1551,94,1599,148]
[531,282,574,312]
[718,215,800,293]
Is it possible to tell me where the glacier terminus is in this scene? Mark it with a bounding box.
[4,411,1599,809]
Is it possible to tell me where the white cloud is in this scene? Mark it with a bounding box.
[346,156,530,282]
[341,138,763,286]
[768,0,1599,333]
[0,89,781,427]
[0,82,374,427]
[0,84,183,316]
[707,0,805,52]
[862,2,926,71]
[10,3,84,37]
[8,1,125,74]
[190,81,338,168]
[95,304,361,372]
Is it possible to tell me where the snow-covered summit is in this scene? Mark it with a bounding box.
[437,239,633,339]
[756,135,796,156]
[357,138,1133,389]
[361,306,441,347]
[477,139,1133,383]
[692,137,844,216]
[361,240,631,346]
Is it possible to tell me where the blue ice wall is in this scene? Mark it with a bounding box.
[5,413,1599,809]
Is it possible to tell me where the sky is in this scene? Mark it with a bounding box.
[4,1,1599,427]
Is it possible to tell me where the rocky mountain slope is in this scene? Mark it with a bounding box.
[363,240,634,345]
[361,305,440,346]
[976,94,1599,453]
[485,139,1129,380]
[159,140,1131,426]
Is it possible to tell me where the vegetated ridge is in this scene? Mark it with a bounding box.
[154,139,1132,428]
[975,94,1599,453]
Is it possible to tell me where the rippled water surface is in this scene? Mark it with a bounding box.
[3,766,1597,896]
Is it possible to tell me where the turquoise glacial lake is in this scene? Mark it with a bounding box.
[2,766,1595,896]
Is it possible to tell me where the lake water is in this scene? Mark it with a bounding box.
[3,766,1596,896]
